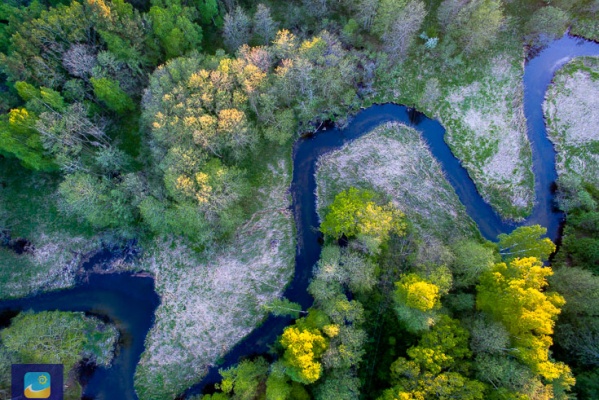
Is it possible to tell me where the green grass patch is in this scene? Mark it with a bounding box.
[0,157,100,299]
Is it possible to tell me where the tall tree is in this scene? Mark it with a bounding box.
[393,273,442,332]
[218,358,269,399]
[252,4,277,45]
[91,77,135,114]
[477,257,574,386]
[380,316,486,400]
[280,325,328,384]
[443,0,505,54]
[450,239,496,288]
[320,187,406,244]
[0,110,56,171]
[381,0,427,61]
[497,225,556,261]
[524,6,569,48]
[149,3,203,59]
[223,6,251,53]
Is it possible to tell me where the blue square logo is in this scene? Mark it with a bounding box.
[24,372,51,398]
[12,364,63,400]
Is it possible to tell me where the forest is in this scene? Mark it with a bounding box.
[0,0,598,399]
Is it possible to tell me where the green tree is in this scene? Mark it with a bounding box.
[380,0,426,61]
[88,0,158,67]
[556,174,597,213]
[380,316,485,400]
[58,172,136,228]
[252,4,278,45]
[474,354,546,399]
[218,358,269,400]
[469,315,511,356]
[1,311,116,370]
[311,245,376,293]
[0,110,56,171]
[262,108,296,145]
[443,0,505,54]
[550,266,599,366]
[263,298,303,318]
[576,368,599,400]
[321,187,406,243]
[0,1,93,87]
[223,6,251,53]
[91,77,135,114]
[313,368,361,400]
[149,4,203,59]
[36,102,111,171]
[450,239,496,288]
[525,6,569,47]
[197,0,221,27]
[393,273,442,333]
[497,225,556,261]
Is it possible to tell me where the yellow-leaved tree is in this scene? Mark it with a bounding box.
[395,273,440,312]
[393,273,442,333]
[477,256,575,388]
[280,325,328,384]
[321,187,407,254]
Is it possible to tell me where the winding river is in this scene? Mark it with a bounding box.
[1,35,599,400]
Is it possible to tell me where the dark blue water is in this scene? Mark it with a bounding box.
[0,273,159,400]
[520,35,599,242]
[2,35,599,400]
[184,35,599,396]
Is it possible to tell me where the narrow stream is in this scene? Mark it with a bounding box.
[1,35,598,400]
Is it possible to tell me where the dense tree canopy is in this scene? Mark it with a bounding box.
[477,257,573,385]
[321,188,406,252]
[0,0,595,398]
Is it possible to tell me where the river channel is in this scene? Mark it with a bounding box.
[2,34,599,399]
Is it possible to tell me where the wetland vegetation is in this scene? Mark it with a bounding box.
[0,0,599,399]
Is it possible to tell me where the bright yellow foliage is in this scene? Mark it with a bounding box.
[217,109,247,135]
[395,274,440,312]
[87,0,111,19]
[322,324,340,338]
[477,257,574,385]
[357,202,407,239]
[9,108,33,130]
[280,326,327,384]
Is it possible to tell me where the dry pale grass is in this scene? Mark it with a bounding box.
[134,158,295,399]
[0,231,98,299]
[315,122,476,241]
[544,57,599,184]
[439,53,533,217]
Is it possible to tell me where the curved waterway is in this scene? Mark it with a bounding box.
[2,35,599,399]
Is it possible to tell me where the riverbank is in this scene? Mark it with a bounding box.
[315,122,477,244]
[0,157,102,299]
[544,56,599,185]
[373,33,534,221]
[133,151,295,399]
